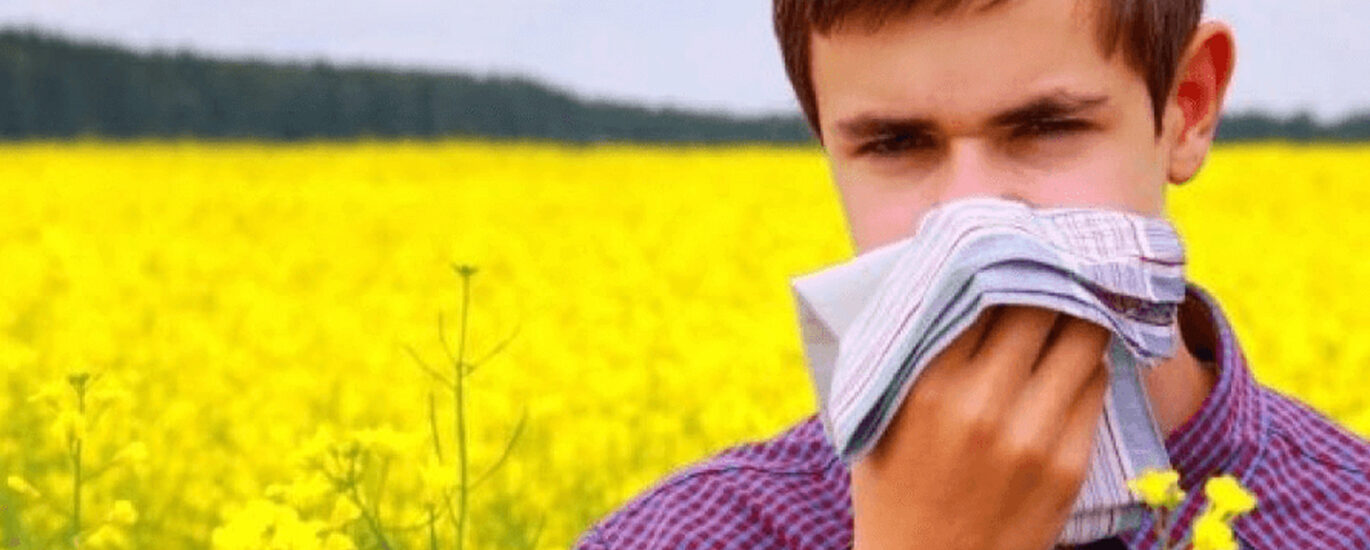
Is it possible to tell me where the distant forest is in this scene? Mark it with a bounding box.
[1,26,1367,144]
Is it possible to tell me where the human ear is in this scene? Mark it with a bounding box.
[1165,20,1236,184]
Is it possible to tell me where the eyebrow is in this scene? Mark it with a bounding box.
[833,90,1111,141]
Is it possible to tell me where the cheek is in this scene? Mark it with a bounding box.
[1030,145,1164,215]
[833,168,935,250]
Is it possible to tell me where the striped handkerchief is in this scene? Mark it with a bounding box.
[790,195,1187,544]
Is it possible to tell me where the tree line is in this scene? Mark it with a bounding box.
[1,25,1366,144]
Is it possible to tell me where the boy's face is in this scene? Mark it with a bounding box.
[811,0,1178,254]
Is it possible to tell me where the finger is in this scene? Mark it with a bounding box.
[936,303,1002,367]
[1019,316,1112,425]
[969,304,1060,395]
[996,322,1107,501]
[968,304,1005,356]
[1007,366,1108,544]
[1044,364,1108,510]
[913,305,1004,423]
[1059,364,1108,471]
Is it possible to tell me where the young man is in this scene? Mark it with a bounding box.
[575,0,1370,548]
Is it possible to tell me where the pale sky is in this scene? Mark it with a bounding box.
[1,0,1366,123]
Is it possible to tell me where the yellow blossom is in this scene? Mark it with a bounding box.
[26,379,69,407]
[1204,474,1257,519]
[2,138,1367,549]
[50,408,88,441]
[87,380,133,411]
[328,494,362,526]
[264,483,290,501]
[290,425,339,467]
[268,510,325,550]
[322,533,356,550]
[107,499,139,525]
[350,425,414,457]
[6,475,41,498]
[419,456,459,505]
[1126,468,1185,510]
[82,523,130,549]
[1193,509,1238,550]
[210,499,279,549]
[113,441,149,465]
[273,472,333,510]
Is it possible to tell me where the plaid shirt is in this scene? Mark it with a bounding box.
[574,282,1370,549]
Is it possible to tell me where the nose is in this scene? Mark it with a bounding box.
[935,139,1034,207]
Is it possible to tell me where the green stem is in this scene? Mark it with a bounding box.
[454,269,471,550]
[428,506,439,550]
[350,485,393,550]
[375,455,391,526]
[347,453,393,550]
[72,438,81,545]
[1155,508,1170,550]
[71,381,86,548]
[428,390,444,461]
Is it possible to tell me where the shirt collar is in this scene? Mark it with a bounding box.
[1161,281,1265,491]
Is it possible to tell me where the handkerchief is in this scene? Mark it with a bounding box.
[790,195,1187,544]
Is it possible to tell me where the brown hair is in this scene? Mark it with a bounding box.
[773,0,1204,143]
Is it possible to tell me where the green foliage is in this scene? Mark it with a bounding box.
[0,24,1365,143]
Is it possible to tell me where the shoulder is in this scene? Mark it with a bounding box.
[1261,386,1370,472]
[1239,386,1370,548]
[573,414,853,550]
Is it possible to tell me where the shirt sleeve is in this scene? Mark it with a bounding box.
[569,416,846,549]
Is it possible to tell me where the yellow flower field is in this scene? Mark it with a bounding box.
[0,138,1366,549]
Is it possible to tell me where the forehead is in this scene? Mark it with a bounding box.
[809,0,1131,131]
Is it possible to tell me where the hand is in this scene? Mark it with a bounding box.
[849,304,1111,550]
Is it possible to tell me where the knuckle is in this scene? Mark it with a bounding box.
[1045,454,1088,489]
[998,431,1049,468]
[951,400,1000,442]
[908,377,946,415]
[965,416,999,447]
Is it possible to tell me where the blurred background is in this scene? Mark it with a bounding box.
[0,1,1366,549]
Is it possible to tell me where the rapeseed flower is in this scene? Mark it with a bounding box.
[83,523,130,549]
[49,408,87,442]
[1127,468,1185,510]
[1204,474,1258,519]
[0,140,1361,547]
[106,499,139,525]
[419,456,459,505]
[112,441,149,465]
[6,475,41,498]
[1127,469,1256,550]
[328,494,362,526]
[1192,509,1238,550]
[322,533,357,550]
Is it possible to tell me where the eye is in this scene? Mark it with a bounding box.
[857,133,935,157]
[1012,118,1093,139]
